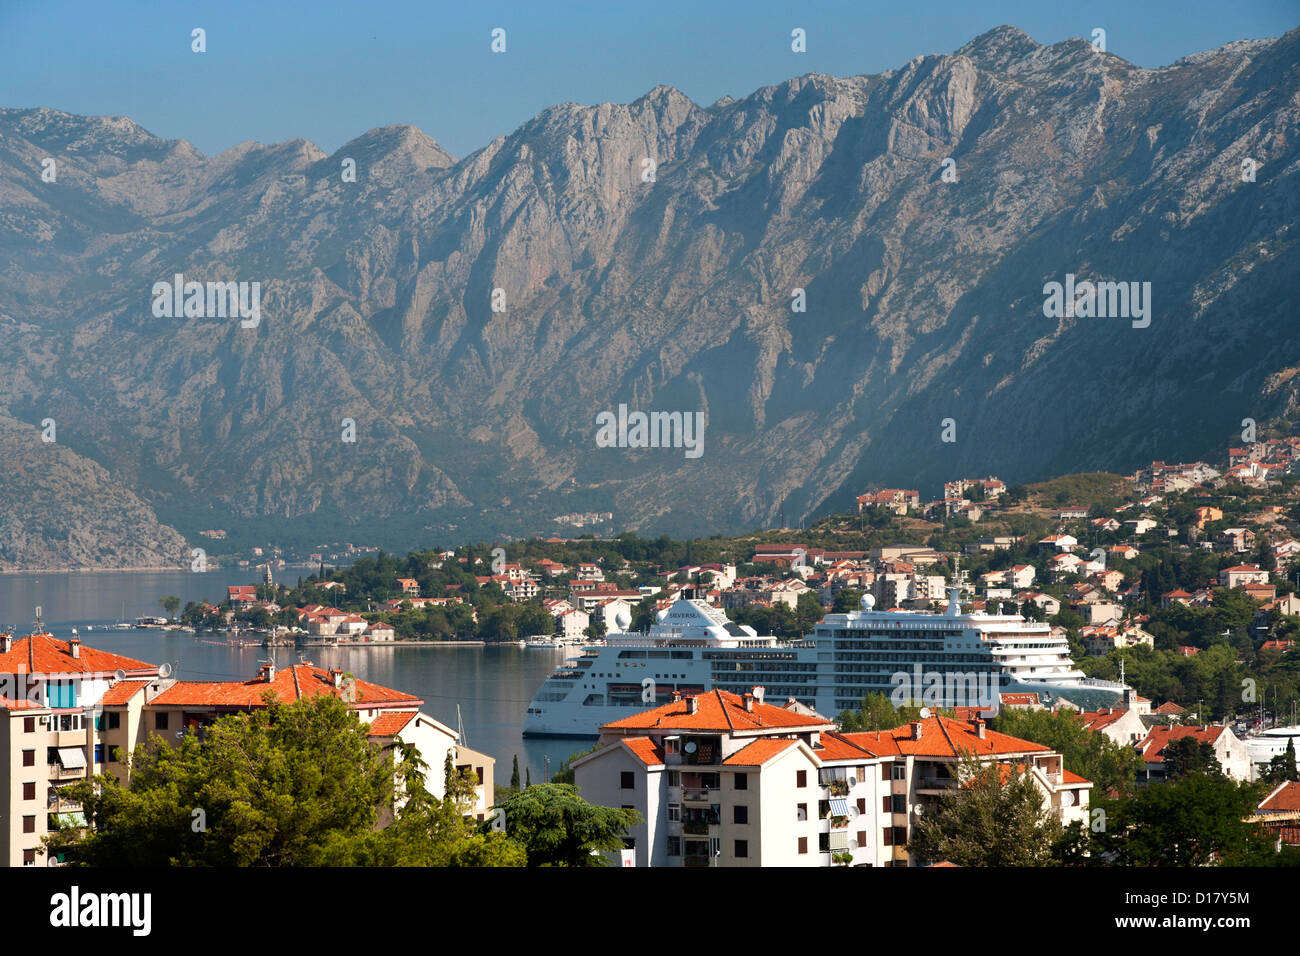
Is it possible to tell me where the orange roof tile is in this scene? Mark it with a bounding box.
[99,681,151,705]
[843,716,1050,759]
[1259,781,1300,813]
[1137,725,1226,762]
[723,738,799,766]
[623,737,665,767]
[365,711,418,737]
[602,689,833,734]
[0,695,44,710]
[815,731,885,761]
[1062,769,1091,785]
[150,664,419,709]
[0,634,157,676]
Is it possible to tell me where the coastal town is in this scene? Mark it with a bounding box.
[4,428,1300,869]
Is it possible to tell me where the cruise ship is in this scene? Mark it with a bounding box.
[523,588,1127,737]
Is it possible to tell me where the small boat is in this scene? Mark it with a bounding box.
[517,640,527,648]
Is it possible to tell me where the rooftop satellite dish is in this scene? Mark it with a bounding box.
[157,662,173,679]
[860,594,875,610]
[113,669,126,682]
[919,707,932,719]
[684,741,697,754]
[847,776,857,788]
[913,804,924,817]
[1060,791,1074,807]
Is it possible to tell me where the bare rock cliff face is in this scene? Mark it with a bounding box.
[0,25,1296,562]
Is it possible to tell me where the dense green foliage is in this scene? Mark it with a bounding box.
[490,784,640,867]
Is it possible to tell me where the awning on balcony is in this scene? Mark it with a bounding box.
[829,830,850,851]
[829,797,849,816]
[55,747,87,770]
[51,811,86,828]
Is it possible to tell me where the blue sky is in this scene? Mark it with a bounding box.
[1,0,1296,159]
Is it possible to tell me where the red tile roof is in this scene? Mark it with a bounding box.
[365,711,418,737]
[1136,725,1226,762]
[1062,769,1091,785]
[0,695,44,710]
[843,716,1050,759]
[99,681,151,705]
[722,738,799,766]
[622,737,665,767]
[814,732,882,762]
[1259,781,1300,813]
[0,634,157,676]
[601,690,833,734]
[150,664,419,709]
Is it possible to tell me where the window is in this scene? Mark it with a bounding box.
[892,826,907,845]
[22,749,34,767]
[22,849,35,866]
[667,836,681,856]
[892,764,906,780]
[22,782,35,800]
[882,796,891,813]
[23,717,35,733]
[23,815,35,834]
[798,836,808,854]
[155,712,169,730]
[107,712,120,730]
[883,827,893,846]
[620,771,635,789]
[94,745,104,764]
[881,764,890,780]
[733,805,748,825]
[665,738,679,755]
[857,830,867,847]
[857,798,866,815]
[734,839,748,859]
[796,769,807,788]
[796,803,807,822]
[667,771,680,787]
[734,773,748,790]
[818,800,830,818]
[474,766,484,785]
[891,795,907,814]
[818,833,830,853]
[667,803,681,822]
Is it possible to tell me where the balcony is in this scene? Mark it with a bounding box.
[47,764,86,781]
[682,788,717,803]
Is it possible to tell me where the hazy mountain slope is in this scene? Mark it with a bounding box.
[0,24,1296,564]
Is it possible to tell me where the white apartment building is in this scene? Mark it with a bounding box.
[573,689,1091,867]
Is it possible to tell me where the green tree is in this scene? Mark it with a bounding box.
[1257,738,1299,785]
[510,754,521,792]
[491,783,640,867]
[837,693,931,732]
[1161,736,1222,780]
[908,754,1063,866]
[48,695,396,866]
[1092,775,1270,866]
[160,595,181,618]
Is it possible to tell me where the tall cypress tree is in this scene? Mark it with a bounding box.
[510,754,521,792]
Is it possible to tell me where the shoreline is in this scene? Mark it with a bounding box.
[1,562,323,576]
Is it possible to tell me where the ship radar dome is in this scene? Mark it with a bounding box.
[614,609,632,631]
[860,593,876,610]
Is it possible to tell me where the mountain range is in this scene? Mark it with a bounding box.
[0,24,1297,569]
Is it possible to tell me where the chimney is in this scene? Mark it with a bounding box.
[263,661,276,682]
[671,690,682,702]
[974,719,986,739]
[329,668,343,689]
[1,633,11,654]
[910,721,923,741]
[70,633,80,659]
[686,695,699,715]
[743,693,755,713]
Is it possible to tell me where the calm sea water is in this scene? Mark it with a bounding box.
[0,570,591,784]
